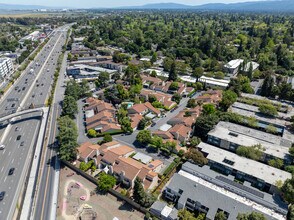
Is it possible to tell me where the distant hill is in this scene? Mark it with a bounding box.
[120,3,191,9]
[120,0,294,13]
[193,0,294,12]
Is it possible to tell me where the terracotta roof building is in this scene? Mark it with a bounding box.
[77,142,101,163]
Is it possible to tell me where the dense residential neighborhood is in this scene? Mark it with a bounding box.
[0,3,294,220]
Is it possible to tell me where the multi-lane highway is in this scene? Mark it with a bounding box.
[0,24,69,220]
[32,50,68,220]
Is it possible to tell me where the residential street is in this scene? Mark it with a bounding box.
[75,91,201,171]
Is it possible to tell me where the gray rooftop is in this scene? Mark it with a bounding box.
[150,201,178,220]
[231,102,288,127]
[166,171,285,220]
[218,121,290,147]
[166,162,287,220]
[207,121,291,160]
[198,142,292,186]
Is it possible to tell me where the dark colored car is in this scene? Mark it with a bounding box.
[20,141,24,146]
[16,135,21,141]
[8,168,15,175]
[0,191,5,201]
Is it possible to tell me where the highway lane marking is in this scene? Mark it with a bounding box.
[8,151,11,156]
[4,177,7,182]
[11,158,14,164]
[39,102,59,220]
[9,136,12,142]
[1,167,3,172]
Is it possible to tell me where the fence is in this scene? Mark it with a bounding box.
[61,160,148,214]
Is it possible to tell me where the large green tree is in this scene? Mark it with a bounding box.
[281,176,294,204]
[57,116,78,162]
[97,172,116,192]
[133,178,155,208]
[219,90,238,111]
[62,95,78,118]
[168,61,178,81]
[237,212,266,220]
[136,130,152,146]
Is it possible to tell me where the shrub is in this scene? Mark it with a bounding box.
[87,129,97,137]
[258,104,278,117]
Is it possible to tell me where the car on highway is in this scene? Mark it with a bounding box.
[15,127,20,131]
[16,135,21,141]
[0,144,5,150]
[0,191,5,201]
[20,141,25,146]
[22,87,26,90]
[8,168,15,175]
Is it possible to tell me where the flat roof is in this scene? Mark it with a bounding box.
[199,76,230,87]
[231,106,287,127]
[208,121,290,159]
[216,121,284,146]
[232,102,289,119]
[198,142,292,185]
[224,59,244,69]
[132,152,152,164]
[159,124,172,131]
[166,171,285,220]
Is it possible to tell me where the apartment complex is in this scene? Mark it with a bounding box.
[66,64,117,80]
[207,121,292,164]
[164,162,288,220]
[198,142,292,193]
[84,97,121,133]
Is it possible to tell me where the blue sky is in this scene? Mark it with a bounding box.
[0,0,263,8]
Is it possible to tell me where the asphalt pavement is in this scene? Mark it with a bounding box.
[32,49,69,220]
[0,25,70,220]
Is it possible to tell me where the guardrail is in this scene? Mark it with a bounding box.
[0,104,46,119]
[0,106,45,123]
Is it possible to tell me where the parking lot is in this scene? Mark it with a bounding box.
[57,166,144,220]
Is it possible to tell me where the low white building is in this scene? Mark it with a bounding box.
[243,61,259,73]
[0,58,14,80]
[198,76,230,89]
[225,59,244,76]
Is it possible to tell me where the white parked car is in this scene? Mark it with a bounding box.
[0,144,5,150]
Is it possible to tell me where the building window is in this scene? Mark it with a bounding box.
[223,159,235,166]
[228,132,238,137]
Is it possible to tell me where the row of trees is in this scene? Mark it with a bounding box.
[58,80,90,161]
[260,73,294,102]
[62,80,89,118]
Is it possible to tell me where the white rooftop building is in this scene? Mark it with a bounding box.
[198,76,230,89]
[225,59,244,76]
[198,142,292,187]
[207,121,292,163]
